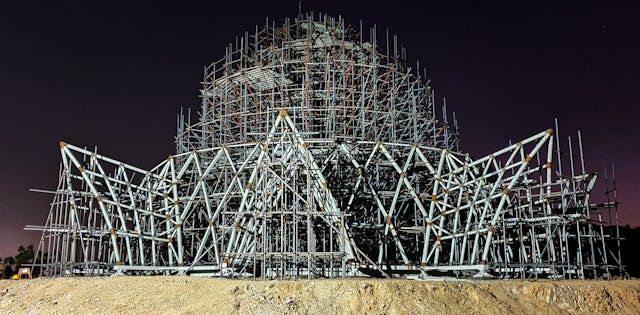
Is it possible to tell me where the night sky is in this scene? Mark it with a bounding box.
[1,1,638,258]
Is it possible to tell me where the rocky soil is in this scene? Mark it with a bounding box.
[1,277,639,314]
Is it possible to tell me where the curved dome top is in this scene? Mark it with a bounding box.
[179,13,455,151]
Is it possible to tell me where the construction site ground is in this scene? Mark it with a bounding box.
[1,276,639,314]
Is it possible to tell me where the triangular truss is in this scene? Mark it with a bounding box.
[32,113,622,279]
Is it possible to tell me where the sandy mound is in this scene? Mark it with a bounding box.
[1,277,639,314]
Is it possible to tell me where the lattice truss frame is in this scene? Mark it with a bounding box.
[31,13,622,279]
[38,116,616,279]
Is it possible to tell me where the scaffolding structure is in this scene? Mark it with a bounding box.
[28,13,624,279]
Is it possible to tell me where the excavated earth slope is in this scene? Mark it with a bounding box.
[1,277,639,314]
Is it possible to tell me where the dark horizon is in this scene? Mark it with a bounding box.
[1,0,638,258]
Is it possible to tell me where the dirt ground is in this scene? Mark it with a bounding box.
[1,276,639,314]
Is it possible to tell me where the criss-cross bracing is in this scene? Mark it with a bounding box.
[29,13,624,279]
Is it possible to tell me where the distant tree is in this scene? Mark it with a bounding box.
[14,245,35,268]
[3,256,16,265]
[0,245,38,278]
[619,225,640,278]
[3,265,14,279]
[3,256,16,279]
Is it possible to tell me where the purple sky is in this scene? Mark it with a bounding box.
[1,1,638,258]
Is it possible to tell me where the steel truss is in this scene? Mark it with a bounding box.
[29,13,623,279]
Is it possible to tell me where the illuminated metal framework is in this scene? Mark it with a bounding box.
[29,13,624,279]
